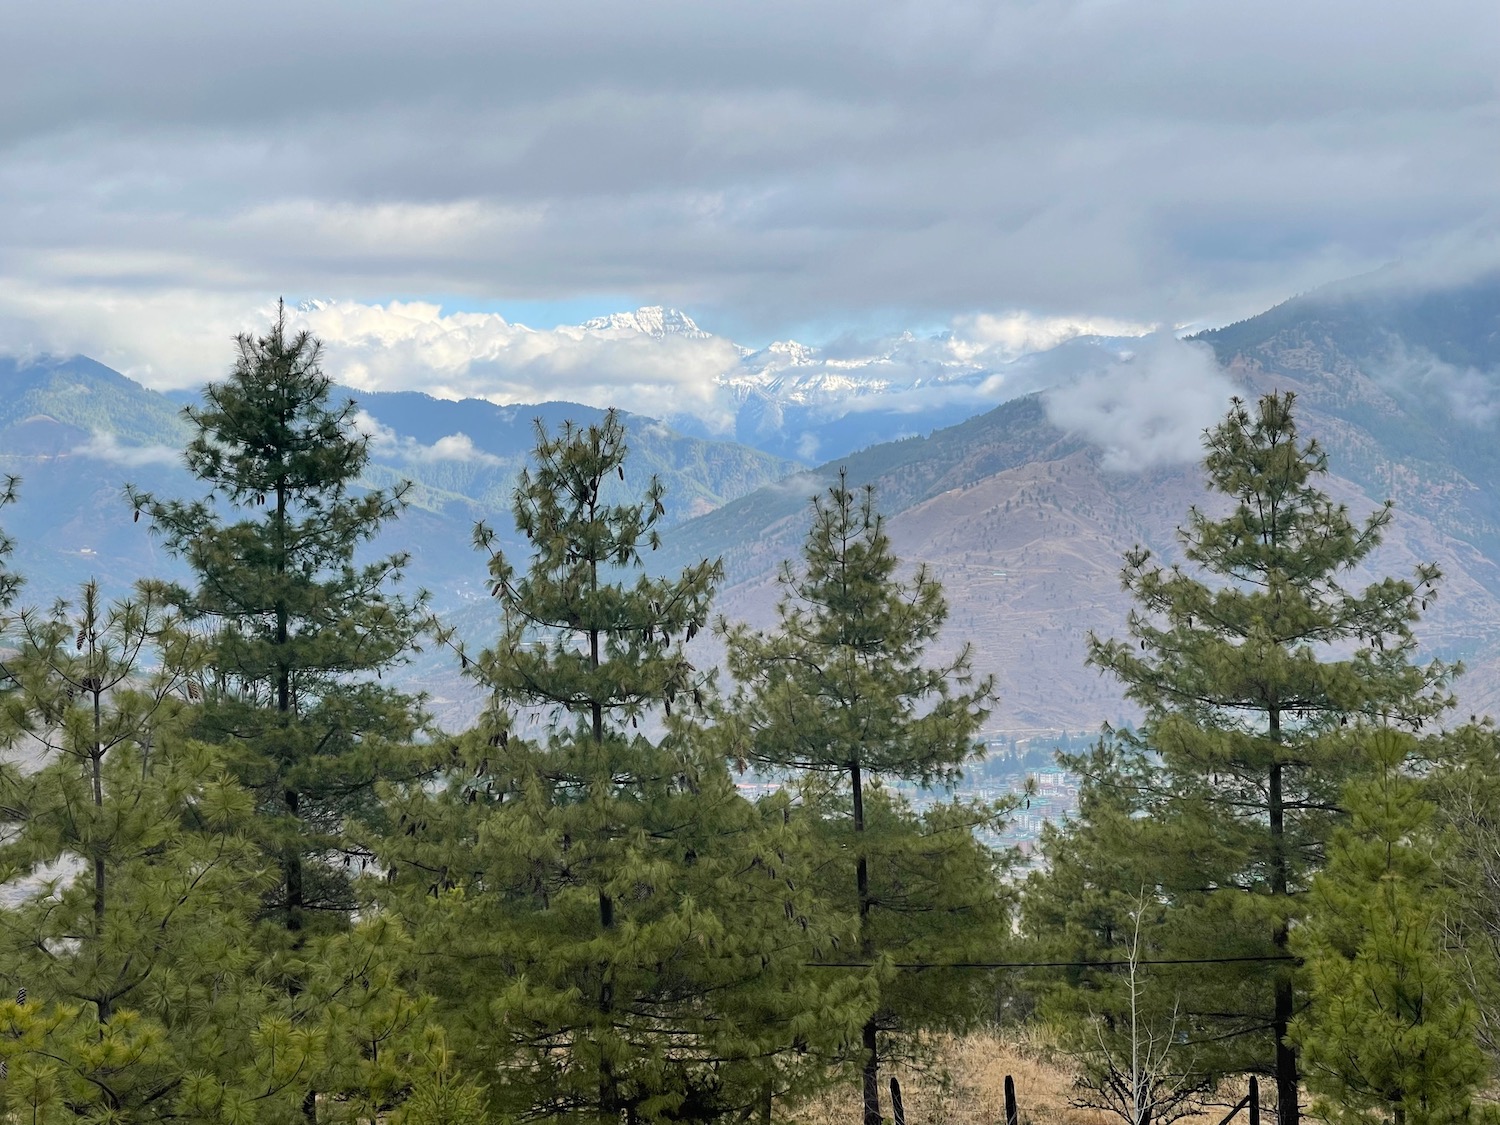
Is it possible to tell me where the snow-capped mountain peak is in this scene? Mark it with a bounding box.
[760,340,818,366]
[582,307,709,339]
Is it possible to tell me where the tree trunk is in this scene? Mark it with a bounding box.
[851,757,871,952]
[1267,720,1298,1125]
[861,1019,881,1125]
[1273,978,1297,1125]
[90,656,111,1022]
[285,788,304,938]
[851,755,881,1125]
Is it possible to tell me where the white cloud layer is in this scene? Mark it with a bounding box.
[141,299,1147,432]
[1368,340,1500,428]
[945,313,1155,363]
[0,0,1496,386]
[1043,335,1239,471]
[353,410,502,466]
[72,431,180,468]
[305,302,745,429]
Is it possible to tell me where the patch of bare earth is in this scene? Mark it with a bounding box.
[783,1031,1265,1125]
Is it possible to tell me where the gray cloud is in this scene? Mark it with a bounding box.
[1367,340,1500,427]
[1,0,1497,381]
[1043,335,1239,471]
[72,431,181,468]
[354,411,503,466]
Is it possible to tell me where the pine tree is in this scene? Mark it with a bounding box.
[718,473,1013,1125]
[382,411,861,1124]
[1023,757,1214,1125]
[288,918,489,1125]
[127,303,429,940]
[0,580,282,1121]
[1426,722,1500,1066]
[0,474,20,612]
[1291,729,1485,1125]
[1036,392,1454,1125]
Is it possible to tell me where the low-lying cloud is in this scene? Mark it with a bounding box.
[1368,340,1500,427]
[73,431,181,468]
[354,410,503,467]
[1043,335,1239,471]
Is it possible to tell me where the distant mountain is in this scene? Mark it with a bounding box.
[581,307,711,338]
[0,354,799,605]
[290,299,1149,465]
[1194,272,1500,560]
[10,273,1500,736]
[664,272,1500,733]
[0,355,192,445]
[693,336,1018,462]
[635,312,1147,462]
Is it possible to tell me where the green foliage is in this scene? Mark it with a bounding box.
[0,580,278,1121]
[720,472,995,785]
[0,474,19,612]
[127,305,429,937]
[1022,752,1215,1125]
[719,473,1012,1125]
[384,410,860,1124]
[387,1028,489,1125]
[1427,722,1500,1066]
[1292,729,1486,1125]
[1030,393,1453,1125]
[0,574,478,1123]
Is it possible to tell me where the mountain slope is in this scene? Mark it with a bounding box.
[670,273,1500,731]
[1195,273,1500,567]
[0,358,801,606]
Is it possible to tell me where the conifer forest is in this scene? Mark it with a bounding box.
[3,312,1499,1125]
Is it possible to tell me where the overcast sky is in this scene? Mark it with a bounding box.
[2,0,1497,391]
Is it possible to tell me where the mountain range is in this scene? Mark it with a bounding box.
[3,271,1500,734]
[293,297,1147,465]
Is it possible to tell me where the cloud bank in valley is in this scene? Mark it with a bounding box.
[73,431,181,468]
[1043,335,1239,471]
[353,409,503,466]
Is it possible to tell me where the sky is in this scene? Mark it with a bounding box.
[2,0,1497,404]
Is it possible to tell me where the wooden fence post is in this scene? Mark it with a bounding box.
[1004,1074,1018,1125]
[890,1078,906,1125]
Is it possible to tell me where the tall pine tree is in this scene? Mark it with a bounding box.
[1426,722,1500,1067]
[718,473,1013,1125]
[0,580,282,1122]
[1032,392,1453,1125]
[382,411,862,1124]
[128,303,429,940]
[1291,729,1485,1125]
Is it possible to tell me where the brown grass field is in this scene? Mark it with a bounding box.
[785,1031,1261,1125]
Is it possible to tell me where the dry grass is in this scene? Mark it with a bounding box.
[782,1030,1261,1125]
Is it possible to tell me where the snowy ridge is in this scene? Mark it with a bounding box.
[288,299,1153,464]
[581,307,710,339]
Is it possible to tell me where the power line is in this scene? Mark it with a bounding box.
[808,954,1299,971]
